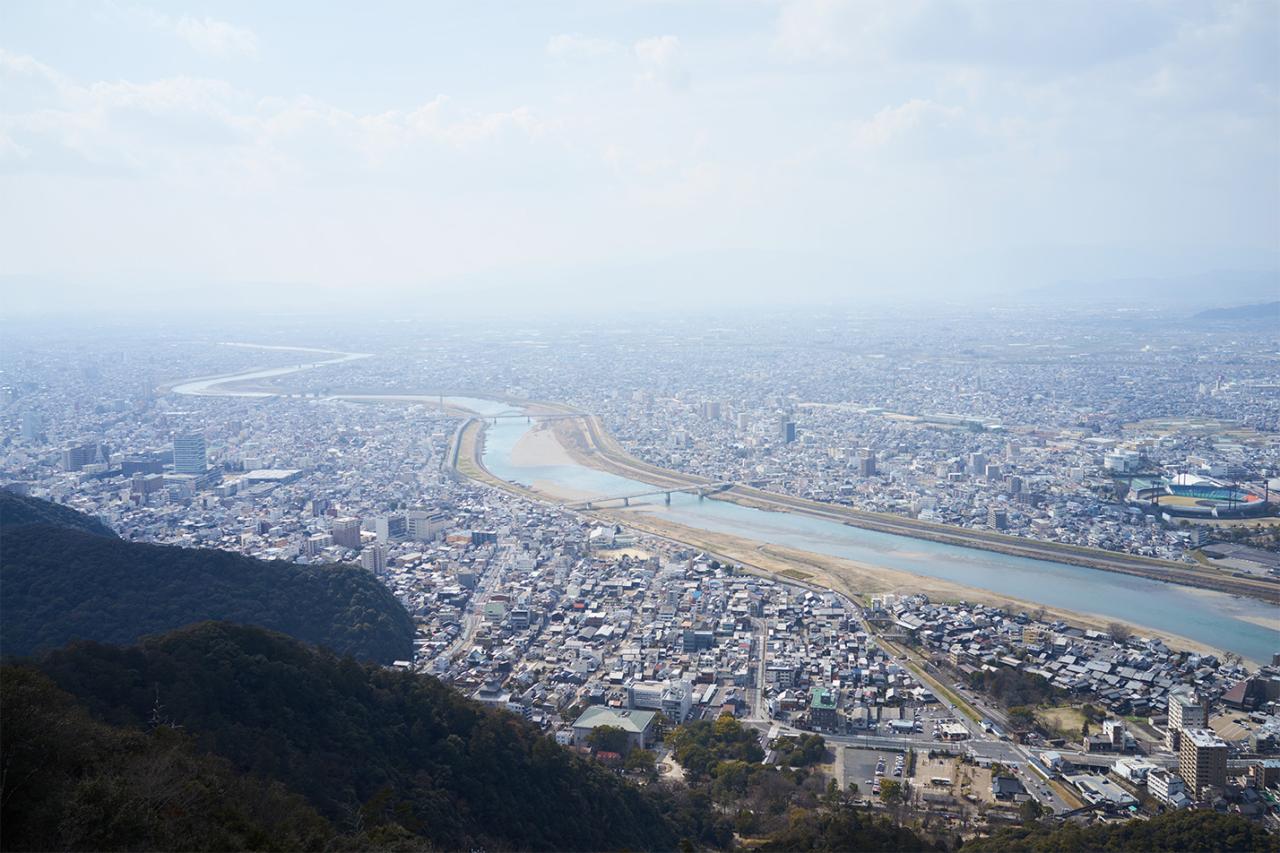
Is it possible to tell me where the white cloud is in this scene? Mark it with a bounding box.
[0,52,547,181]
[154,14,259,57]
[852,98,962,150]
[546,33,619,59]
[634,35,689,91]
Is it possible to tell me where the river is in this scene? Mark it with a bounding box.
[476,414,1278,663]
[169,357,1277,662]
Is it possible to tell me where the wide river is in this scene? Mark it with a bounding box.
[468,407,1278,663]
[167,355,1277,663]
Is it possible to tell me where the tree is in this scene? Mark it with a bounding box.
[625,748,657,778]
[587,725,631,755]
[1019,798,1044,823]
[1108,622,1132,642]
[1007,706,1037,731]
[878,779,904,805]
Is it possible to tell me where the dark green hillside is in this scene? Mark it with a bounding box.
[35,622,681,852]
[1,522,414,663]
[959,808,1277,852]
[0,490,116,537]
[0,665,350,852]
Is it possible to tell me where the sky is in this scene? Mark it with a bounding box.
[1,0,1277,314]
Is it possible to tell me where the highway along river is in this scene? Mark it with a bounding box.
[476,412,1278,664]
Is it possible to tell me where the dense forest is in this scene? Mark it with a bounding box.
[0,496,414,663]
[960,809,1278,852]
[0,490,116,537]
[1,665,344,852]
[15,622,681,852]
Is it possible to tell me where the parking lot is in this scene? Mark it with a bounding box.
[841,746,910,796]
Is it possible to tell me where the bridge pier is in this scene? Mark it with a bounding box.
[664,492,671,505]
[623,496,630,507]
[585,501,594,510]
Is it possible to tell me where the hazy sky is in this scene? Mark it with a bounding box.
[2,1,1277,312]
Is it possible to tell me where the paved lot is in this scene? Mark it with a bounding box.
[1210,713,1253,743]
[841,746,909,796]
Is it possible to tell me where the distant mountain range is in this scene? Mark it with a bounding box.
[1193,301,1280,322]
[0,492,414,662]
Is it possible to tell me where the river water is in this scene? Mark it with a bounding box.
[171,361,1276,662]
[476,414,1278,663]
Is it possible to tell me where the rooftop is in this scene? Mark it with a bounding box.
[571,706,657,734]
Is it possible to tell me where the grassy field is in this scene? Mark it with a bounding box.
[1037,705,1086,737]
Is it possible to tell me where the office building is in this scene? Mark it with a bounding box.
[1178,728,1227,799]
[781,420,796,443]
[810,687,838,729]
[331,516,362,549]
[61,441,102,472]
[1166,692,1207,752]
[374,514,407,543]
[988,507,1008,530]
[406,509,448,541]
[700,400,721,420]
[857,454,876,477]
[172,433,208,474]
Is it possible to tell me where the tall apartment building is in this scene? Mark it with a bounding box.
[360,545,386,575]
[331,516,362,550]
[172,433,207,474]
[1178,728,1227,799]
[1166,692,1208,752]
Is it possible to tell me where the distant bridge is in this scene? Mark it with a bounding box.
[481,412,579,422]
[566,482,734,510]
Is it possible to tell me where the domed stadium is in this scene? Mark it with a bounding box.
[1129,473,1273,519]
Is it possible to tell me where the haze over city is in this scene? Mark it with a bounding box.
[2,0,1278,314]
[2,3,1280,852]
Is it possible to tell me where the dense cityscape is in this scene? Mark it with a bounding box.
[3,1,1278,848]
[2,307,1278,841]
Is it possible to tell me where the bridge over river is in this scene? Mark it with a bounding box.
[565,482,734,510]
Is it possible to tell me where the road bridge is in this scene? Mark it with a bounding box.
[481,413,579,422]
[566,481,734,510]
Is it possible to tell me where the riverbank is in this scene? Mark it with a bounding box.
[462,415,1254,666]
[598,509,1247,666]
[553,414,1279,606]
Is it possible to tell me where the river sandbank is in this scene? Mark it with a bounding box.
[602,509,1248,666]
